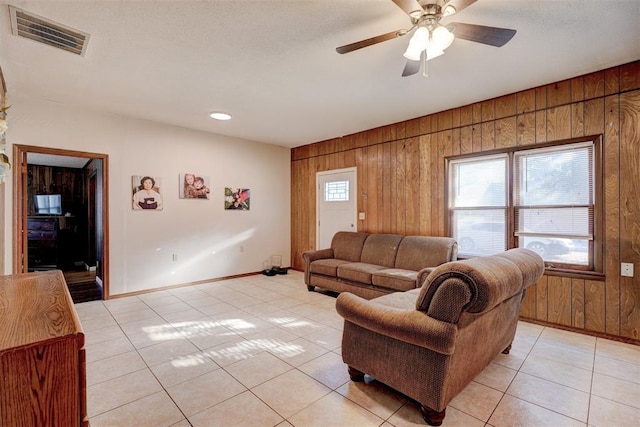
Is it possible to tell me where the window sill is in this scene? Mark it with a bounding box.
[543,267,605,281]
[456,255,605,281]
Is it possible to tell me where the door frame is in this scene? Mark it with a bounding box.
[316,167,357,249]
[13,144,110,299]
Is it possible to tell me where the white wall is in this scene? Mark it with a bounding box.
[2,95,291,296]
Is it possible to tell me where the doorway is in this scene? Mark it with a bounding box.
[316,167,357,249]
[13,144,109,301]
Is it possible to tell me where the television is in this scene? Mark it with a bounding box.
[34,194,62,215]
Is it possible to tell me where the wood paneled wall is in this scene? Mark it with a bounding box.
[291,61,640,342]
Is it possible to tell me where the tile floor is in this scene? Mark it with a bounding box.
[76,270,640,426]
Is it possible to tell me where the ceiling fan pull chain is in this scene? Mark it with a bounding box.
[422,50,429,77]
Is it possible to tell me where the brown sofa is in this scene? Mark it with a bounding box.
[303,232,458,299]
[335,248,545,426]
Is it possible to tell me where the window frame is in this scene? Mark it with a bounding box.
[324,180,350,202]
[445,135,604,278]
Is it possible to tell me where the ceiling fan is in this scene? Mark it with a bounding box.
[336,0,516,77]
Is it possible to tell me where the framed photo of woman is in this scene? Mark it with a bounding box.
[132,175,163,210]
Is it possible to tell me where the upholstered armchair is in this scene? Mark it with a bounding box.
[335,248,544,425]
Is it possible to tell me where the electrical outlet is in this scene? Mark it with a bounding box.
[621,262,634,277]
[239,245,245,253]
[172,253,178,262]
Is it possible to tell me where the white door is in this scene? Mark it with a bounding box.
[317,168,357,249]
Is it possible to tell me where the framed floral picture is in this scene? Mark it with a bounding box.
[132,175,162,210]
[180,173,211,199]
[225,188,250,210]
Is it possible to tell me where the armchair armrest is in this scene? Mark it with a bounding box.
[336,292,457,355]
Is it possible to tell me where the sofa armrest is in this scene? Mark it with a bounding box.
[336,292,457,355]
[302,248,334,285]
[302,248,334,264]
[416,267,435,287]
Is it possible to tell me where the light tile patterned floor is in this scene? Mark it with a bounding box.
[76,271,640,426]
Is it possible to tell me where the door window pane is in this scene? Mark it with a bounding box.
[325,180,349,202]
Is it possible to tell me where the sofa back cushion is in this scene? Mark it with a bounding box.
[331,232,369,262]
[360,234,404,268]
[394,236,458,271]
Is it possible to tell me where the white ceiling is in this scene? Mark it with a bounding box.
[1,0,639,149]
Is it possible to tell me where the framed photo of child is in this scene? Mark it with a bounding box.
[132,175,163,210]
[180,173,211,199]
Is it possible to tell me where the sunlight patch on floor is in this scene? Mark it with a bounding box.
[205,338,305,363]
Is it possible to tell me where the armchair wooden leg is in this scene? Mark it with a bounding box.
[420,405,446,426]
[347,366,365,382]
[502,344,512,354]
[307,285,315,292]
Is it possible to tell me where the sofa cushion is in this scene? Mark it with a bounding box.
[360,234,403,267]
[372,269,419,292]
[395,236,458,271]
[338,262,387,284]
[310,258,353,277]
[332,232,369,262]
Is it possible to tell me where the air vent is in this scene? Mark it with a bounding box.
[9,6,89,56]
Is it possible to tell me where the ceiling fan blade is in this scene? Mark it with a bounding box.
[391,0,423,16]
[446,22,516,47]
[442,0,477,16]
[336,30,406,54]
[402,59,421,77]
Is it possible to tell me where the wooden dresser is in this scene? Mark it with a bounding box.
[0,270,88,426]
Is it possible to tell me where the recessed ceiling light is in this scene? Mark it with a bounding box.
[209,112,232,121]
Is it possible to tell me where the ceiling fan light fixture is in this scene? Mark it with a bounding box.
[426,47,445,60]
[403,43,423,61]
[403,25,453,62]
[402,26,429,61]
[431,26,455,51]
[442,5,457,17]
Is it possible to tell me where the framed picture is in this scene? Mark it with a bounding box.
[132,175,162,210]
[180,173,211,199]
[225,188,250,210]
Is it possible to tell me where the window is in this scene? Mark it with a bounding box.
[450,155,508,256]
[325,180,349,202]
[447,137,601,274]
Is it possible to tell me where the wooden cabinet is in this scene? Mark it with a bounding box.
[27,217,58,271]
[0,270,88,426]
